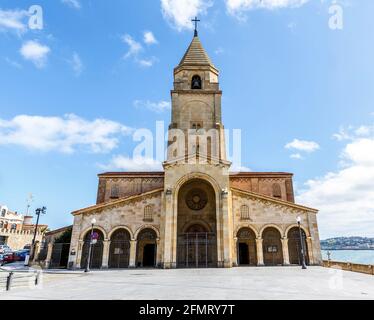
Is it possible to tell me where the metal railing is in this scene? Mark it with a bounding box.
[0,270,41,291]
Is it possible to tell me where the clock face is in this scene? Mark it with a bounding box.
[186,188,208,211]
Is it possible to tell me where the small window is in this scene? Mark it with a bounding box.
[240,205,251,220]
[1,209,6,217]
[272,183,282,199]
[144,205,154,222]
[191,75,202,89]
[110,184,120,199]
[11,224,17,230]
[0,221,3,228]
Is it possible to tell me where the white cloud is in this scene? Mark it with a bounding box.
[297,124,374,238]
[290,153,303,160]
[134,100,171,113]
[69,52,83,76]
[4,57,22,69]
[229,164,252,172]
[101,155,163,171]
[136,57,158,68]
[122,34,143,59]
[226,0,309,18]
[19,40,50,68]
[143,31,158,45]
[285,139,320,153]
[0,9,28,34]
[61,0,81,9]
[161,0,213,31]
[0,114,132,154]
[215,47,224,55]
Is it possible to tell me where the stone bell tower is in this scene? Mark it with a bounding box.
[166,30,227,162]
[161,23,234,269]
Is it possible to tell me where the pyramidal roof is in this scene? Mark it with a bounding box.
[178,35,216,69]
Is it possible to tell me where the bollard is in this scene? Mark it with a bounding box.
[35,271,40,286]
[6,272,14,291]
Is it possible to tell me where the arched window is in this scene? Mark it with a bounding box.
[143,205,154,222]
[0,221,3,228]
[11,223,17,230]
[1,208,6,217]
[272,183,282,199]
[110,184,119,199]
[191,75,202,89]
[240,205,250,220]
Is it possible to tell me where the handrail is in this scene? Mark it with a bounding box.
[0,270,41,291]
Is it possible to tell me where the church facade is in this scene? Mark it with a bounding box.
[68,32,322,269]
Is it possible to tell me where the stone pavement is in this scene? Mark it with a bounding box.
[1,266,373,300]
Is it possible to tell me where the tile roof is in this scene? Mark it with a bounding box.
[178,35,215,68]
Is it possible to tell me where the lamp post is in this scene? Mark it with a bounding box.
[32,206,46,245]
[28,206,46,265]
[85,218,96,273]
[296,216,307,269]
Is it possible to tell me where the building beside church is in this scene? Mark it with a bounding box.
[0,205,46,250]
[68,30,322,269]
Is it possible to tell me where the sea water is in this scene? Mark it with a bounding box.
[322,250,374,265]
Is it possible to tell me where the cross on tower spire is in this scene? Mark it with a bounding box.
[191,16,200,37]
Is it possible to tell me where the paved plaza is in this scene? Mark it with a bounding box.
[1,266,373,300]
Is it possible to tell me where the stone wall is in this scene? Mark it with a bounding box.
[69,190,163,269]
[95,172,297,205]
[0,228,44,250]
[96,173,164,204]
[229,173,295,202]
[323,260,374,275]
[231,189,322,266]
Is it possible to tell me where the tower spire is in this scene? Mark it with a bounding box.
[191,16,200,37]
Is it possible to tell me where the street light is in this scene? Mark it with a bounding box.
[296,216,307,270]
[85,218,97,273]
[32,206,47,245]
[28,206,46,265]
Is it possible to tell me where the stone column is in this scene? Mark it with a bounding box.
[306,237,314,265]
[219,189,233,268]
[162,190,175,268]
[156,238,161,267]
[281,237,290,265]
[129,240,137,268]
[233,237,238,267]
[102,240,110,269]
[76,240,84,269]
[256,238,264,266]
[44,242,54,269]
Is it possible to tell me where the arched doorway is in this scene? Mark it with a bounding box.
[176,179,217,268]
[81,229,104,269]
[288,227,309,265]
[109,229,131,268]
[237,228,257,266]
[262,227,283,266]
[136,228,157,267]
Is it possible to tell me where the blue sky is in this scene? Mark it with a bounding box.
[1,0,373,239]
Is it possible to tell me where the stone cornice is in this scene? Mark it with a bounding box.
[71,188,163,216]
[231,187,318,214]
[171,90,222,95]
